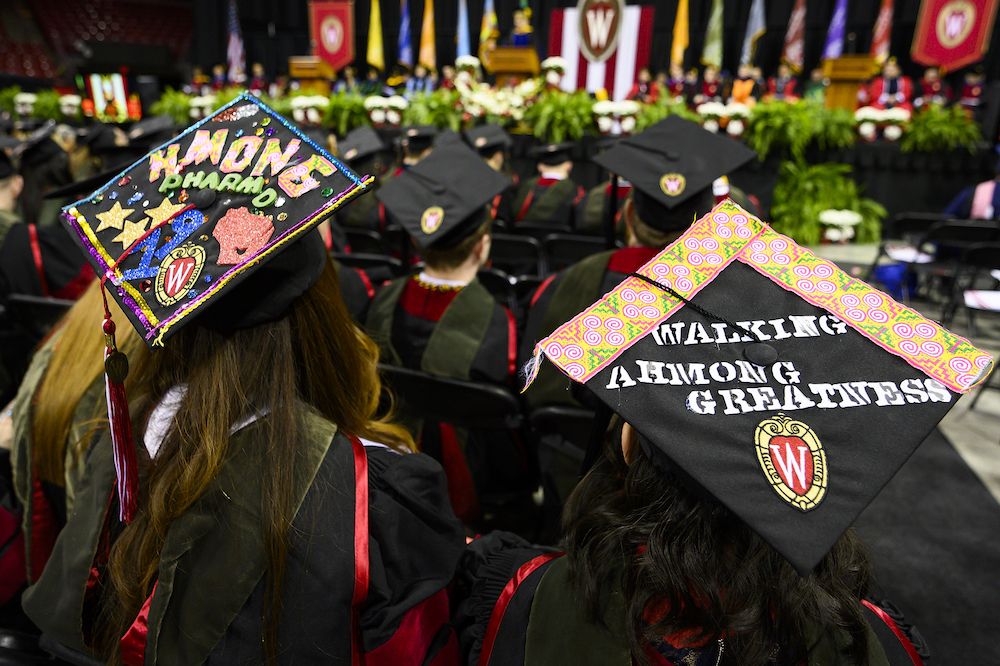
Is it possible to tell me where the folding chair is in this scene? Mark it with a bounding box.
[489,233,548,277]
[477,267,518,312]
[865,212,952,282]
[330,252,406,282]
[512,223,572,241]
[543,233,609,271]
[942,243,1000,333]
[343,228,383,255]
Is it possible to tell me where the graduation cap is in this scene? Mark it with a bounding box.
[530,141,575,166]
[376,143,510,249]
[15,121,58,166]
[463,124,512,155]
[523,200,993,577]
[127,115,176,146]
[434,128,465,148]
[396,125,437,154]
[593,116,756,233]
[62,92,371,525]
[340,126,386,164]
[43,161,133,200]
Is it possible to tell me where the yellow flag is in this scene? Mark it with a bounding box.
[671,0,689,68]
[419,0,436,69]
[368,0,384,71]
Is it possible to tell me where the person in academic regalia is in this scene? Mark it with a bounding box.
[395,125,438,174]
[626,68,658,104]
[729,64,762,106]
[915,67,951,108]
[248,62,268,96]
[210,63,228,91]
[367,144,531,526]
[959,70,984,114]
[572,137,631,238]
[464,124,518,231]
[665,64,687,102]
[511,143,585,228]
[868,58,913,111]
[505,9,534,47]
[455,191,978,666]
[17,123,75,228]
[694,66,724,104]
[943,150,1000,220]
[765,62,799,102]
[8,95,464,665]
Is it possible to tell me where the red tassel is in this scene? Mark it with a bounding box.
[102,317,138,523]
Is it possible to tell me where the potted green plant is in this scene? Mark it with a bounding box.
[901,102,981,154]
[324,92,371,136]
[519,90,597,143]
[150,88,193,125]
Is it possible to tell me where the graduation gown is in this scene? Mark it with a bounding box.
[765,76,798,101]
[365,274,527,523]
[337,190,389,232]
[455,534,929,666]
[0,213,93,300]
[332,258,376,323]
[512,176,585,228]
[573,181,631,237]
[19,403,465,665]
[869,77,913,111]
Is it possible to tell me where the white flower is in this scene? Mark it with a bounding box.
[541,56,568,72]
[455,55,481,71]
[59,94,81,116]
[883,107,911,123]
[616,100,641,116]
[858,121,877,139]
[515,78,539,98]
[385,109,401,125]
[189,108,201,118]
[727,119,745,136]
[363,96,388,110]
[305,108,321,124]
[596,116,614,132]
[386,95,409,109]
[620,115,636,133]
[883,124,903,141]
[593,100,616,116]
[703,119,719,133]
[369,108,386,124]
[824,227,844,242]
[725,102,750,119]
[843,226,856,239]
[854,106,882,122]
[545,70,562,86]
[696,102,728,119]
[292,108,306,123]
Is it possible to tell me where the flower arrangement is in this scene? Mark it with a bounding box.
[14,92,36,118]
[290,94,331,125]
[818,208,864,242]
[593,100,641,133]
[189,95,217,120]
[541,56,569,73]
[323,92,370,136]
[455,55,481,72]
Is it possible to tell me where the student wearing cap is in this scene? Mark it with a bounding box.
[572,137,631,237]
[395,125,438,174]
[522,117,756,412]
[367,143,529,524]
[336,125,394,232]
[13,95,464,664]
[512,142,585,228]
[456,199,984,666]
[464,124,519,230]
[18,123,74,228]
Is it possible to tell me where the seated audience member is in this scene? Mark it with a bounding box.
[765,62,799,102]
[803,67,829,102]
[396,125,438,173]
[868,58,913,111]
[627,68,658,103]
[367,144,527,523]
[695,65,724,104]
[916,66,951,108]
[521,116,756,412]
[13,101,464,664]
[512,143,585,228]
[464,124,518,230]
[729,64,761,106]
[457,213,969,663]
[18,124,74,228]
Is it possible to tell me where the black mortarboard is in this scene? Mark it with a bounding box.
[340,126,386,164]
[0,133,23,152]
[376,143,510,250]
[594,116,756,233]
[43,161,134,200]
[396,125,438,154]
[15,121,58,167]
[128,115,176,146]
[463,124,512,155]
[523,200,993,577]
[62,92,371,348]
[0,152,15,180]
[530,141,575,166]
[434,128,465,148]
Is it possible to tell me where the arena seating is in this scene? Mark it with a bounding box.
[0,1,56,79]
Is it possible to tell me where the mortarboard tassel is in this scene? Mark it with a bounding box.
[102,310,137,523]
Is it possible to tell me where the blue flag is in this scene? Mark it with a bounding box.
[399,0,413,67]
[456,0,471,58]
[822,0,847,60]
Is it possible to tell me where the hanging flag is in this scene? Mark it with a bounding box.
[740,0,767,65]
[457,0,471,57]
[226,0,246,83]
[702,0,723,67]
[419,0,435,68]
[368,0,384,70]
[671,0,689,68]
[870,0,893,65]
[822,0,848,60]
[480,0,499,47]
[781,0,806,72]
[911,0,998,71]
[310,1,355,72]
[399,0,413,67]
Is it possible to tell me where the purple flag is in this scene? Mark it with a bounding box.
[822,0,847,60]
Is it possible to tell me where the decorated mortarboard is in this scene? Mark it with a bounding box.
[376,143,510,249]
[593,116,755,232]
[523,200,993,577]
[530,141,575,165]
[339,126,386,164]
[463,124,512,155]
[62,92,371,525]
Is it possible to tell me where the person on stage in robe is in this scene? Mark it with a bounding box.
[248,62,267,96]
[210,63,227,91]
[9,101,465,665]
[627,68,658,104]
[765,62,799,102]
[464,124,518,230]
[694,65,724,104]
[729,64,761,106]
[520,116,756,413]
[405,64,436,98]
[868,58,913,111]
[959,69,984,115]
[683,68,700,106]
[367,144,531,526]
[505,9,534,47]
[803,67,828,103]
[665,63,687,102]
[512,143,585,229]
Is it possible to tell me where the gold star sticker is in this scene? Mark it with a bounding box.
[112,218,148,250]
[95,201,134,232]
[144,197,187,228]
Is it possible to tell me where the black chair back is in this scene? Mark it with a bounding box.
[331,252,406,278]
[885,212,952,242]
[378,364,523,430]
[513,223,572,241]
[529,406,595,463]
[344,228,384,254]
[543,233,607,270]
[921,220,1000,250]
[477,267,517,311]
[489,233,548,277]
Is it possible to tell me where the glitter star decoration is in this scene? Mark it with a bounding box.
[112,218,148,250]
[95,201,134,232]
[144,197,188,228]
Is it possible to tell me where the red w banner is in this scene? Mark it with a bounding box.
[911,0,999,71]
[309,1,355,72]
[549,2,655,101]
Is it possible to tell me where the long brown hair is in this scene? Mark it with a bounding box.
[561,417,873,666]
[98,258,412,664]
[31,280,143,485]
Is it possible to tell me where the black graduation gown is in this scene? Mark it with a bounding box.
[332,258,376,323]
[572,182,631,237]
[0,214,92,300]
[511,176,585,228]
[454,533,929,666]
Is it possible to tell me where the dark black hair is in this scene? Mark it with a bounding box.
[560,416,873,666]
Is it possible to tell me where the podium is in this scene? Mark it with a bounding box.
[289,56,335,95]
[822,55,875,110]
[481,47,540,88]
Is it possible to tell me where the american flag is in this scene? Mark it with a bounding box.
[227,0,246,84]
